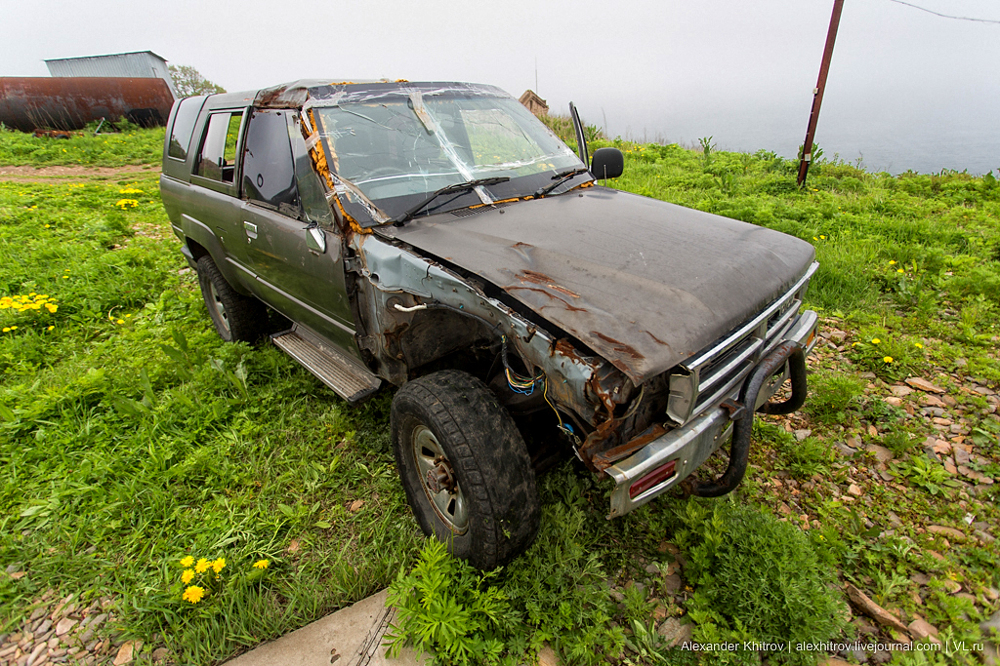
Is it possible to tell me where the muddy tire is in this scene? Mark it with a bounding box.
[196,255,267,342]
[391,370,540,570]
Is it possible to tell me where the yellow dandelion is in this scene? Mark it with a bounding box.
[212,557,226,574]
[116,319,125,325]
[889,260,896,265]
[820,235,826,239]
[871,338,880,344]
[884,356,893,364]
[182,569,195,584]
[46,304,57,313]
[914,342,923,349]
[813,236,818,241]
[195,558,211,574]
[180,555,194,568]
[2,327,10,333]
[182,586,206,603]
[47,325,55,331]
[897,268,904,273]
[252,559,270,570]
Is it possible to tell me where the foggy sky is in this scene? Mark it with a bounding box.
[3,0,999,173]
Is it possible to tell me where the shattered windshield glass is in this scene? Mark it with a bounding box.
[311,86,585,223]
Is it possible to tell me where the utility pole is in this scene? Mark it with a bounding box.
[797,0,845,186]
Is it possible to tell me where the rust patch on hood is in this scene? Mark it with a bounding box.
[590,331,644,360]
[508,286,586,312]
[645,330,669,346]
[516,270,579,298]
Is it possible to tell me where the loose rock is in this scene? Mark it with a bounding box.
[844,583,909,633]
[908,618,941,644]
[906,377,946,393]
[927,525,967,543]
[537,644,559,666]
[656,617,693,647]
[54,619,76,637]
[113,641,138,665]
[662,573,682,594]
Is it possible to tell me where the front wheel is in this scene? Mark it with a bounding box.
[391,370,540,570]
[196,255,267,342]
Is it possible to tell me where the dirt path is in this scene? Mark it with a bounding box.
[0,164,160,182]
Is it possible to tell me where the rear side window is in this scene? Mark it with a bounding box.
[242,110,301,217]
[196,111,243,182]
[167,96,204,160]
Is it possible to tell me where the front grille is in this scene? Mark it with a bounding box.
[667,263,818,424]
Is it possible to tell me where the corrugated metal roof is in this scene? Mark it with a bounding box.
[44,51,176,98]
[44,50,169,63]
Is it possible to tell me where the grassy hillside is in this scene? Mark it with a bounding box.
[0,126,997,666]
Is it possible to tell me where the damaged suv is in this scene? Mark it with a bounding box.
[160,80,819,569]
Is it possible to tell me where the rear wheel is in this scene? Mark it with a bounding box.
[391,370,540,570]
[196,255,267,342]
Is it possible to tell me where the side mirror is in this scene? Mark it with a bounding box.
[591,148,624,180]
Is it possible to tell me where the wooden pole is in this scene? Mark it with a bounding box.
[797,0,845,186]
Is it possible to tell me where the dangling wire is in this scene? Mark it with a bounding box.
[501,335,543,395]
[543,376,579,441]
[501,335,581,444]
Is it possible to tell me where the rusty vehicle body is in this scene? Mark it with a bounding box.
[159,80,819,569]
[0,77,174,132]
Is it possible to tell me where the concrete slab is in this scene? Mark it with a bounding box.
[224,589,424,666]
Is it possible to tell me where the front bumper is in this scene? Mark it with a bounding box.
[604,308,819,518]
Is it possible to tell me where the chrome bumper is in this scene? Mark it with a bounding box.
[605,308,819,518]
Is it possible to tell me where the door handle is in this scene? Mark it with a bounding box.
[243,221,258,240]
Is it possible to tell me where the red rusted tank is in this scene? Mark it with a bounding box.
[0,77,175,132]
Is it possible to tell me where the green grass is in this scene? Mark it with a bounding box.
[0,163,420,662]
[1,129,998,666]
[0,122,165,167]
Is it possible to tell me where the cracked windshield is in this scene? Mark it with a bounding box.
[313,91,582,218]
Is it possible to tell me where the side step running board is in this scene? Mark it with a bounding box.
[272,326,381,403]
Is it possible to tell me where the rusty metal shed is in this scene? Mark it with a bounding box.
[45,50,177,98]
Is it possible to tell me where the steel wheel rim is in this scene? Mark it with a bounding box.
[411,425,468,533]
[208,281,230,334]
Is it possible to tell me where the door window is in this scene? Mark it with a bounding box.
[242,110,301,218]
[167,96,204,161]
[196,111,243,182]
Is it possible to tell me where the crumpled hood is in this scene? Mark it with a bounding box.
[382,187,816,383]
